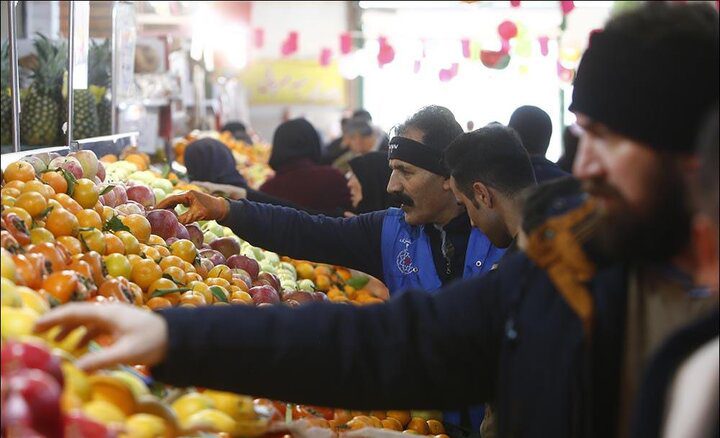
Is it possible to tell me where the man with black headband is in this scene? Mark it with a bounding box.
[37,3,719,438]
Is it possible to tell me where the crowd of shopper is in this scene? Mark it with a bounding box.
[35,3,718,437]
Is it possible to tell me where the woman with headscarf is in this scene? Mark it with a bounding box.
[184,137,311,210]
[346,151,398,215]
[260,118,351,214]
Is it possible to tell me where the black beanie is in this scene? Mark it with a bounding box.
[569,2,719,153]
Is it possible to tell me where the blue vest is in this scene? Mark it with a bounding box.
[381,208,505,295]
[380,208,505,430]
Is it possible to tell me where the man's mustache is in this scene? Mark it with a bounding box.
[390,192,415,207]
[582,179,624,200]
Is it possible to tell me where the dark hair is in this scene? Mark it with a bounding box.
[444,124,537,199]
[352,109,372,122]
[345,118,373,137]
[221,121,253,144]
[695,105,719,223]
[557,126,580,173]
[508,105,553,155]
[185,138,247,187]
[395,105,464,152]
[269,118,321,170]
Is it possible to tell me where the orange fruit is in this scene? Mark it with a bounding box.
[53,193,83,214]
[46,207,79,237]
[146,234,165,246]
[146,297,172,310]
[104,233,125,255]
[162,266,185,284]
[382,418,403,431]
[154,245,171,258]
[4,180,26,191]
[182,261,196,273]
[368,416,383,428]
[386,411,411,428]
[346,418,369,430]
[184,272,203,283]
[4,161,36,182]
[43,270,82,304]
[76,209,103,229]
[140,245,161,262]
[78,228,106,254]
[120,214,151,243]
[3,206,33,229]
[169,239,197,263]
[205,277,231,288]
[426,420,445,435]
[315,274,331,291]
[100,154,117,163]
[72,178,100,209]
[1,187,21,198]
[14,192,47,218]
[21,180,54,199]
[370,411,386,421]
[57,236,83,256]
[124,154,148,170]
[115,231,140,255]
[207,265,232,281]
[100,206,115,222]
[179,291,206,306]
[130,259,162,291]
[159,255,185,271]
[41,171,68,195]
[406,418,429,435]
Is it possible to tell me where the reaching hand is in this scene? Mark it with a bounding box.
[155,190,230,224]
[34,303,169,372]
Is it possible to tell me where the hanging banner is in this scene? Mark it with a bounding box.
[72,1,90,89]
[239,59,345,105]
[113,1,137,102]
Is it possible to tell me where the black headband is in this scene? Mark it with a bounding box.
[388,136,448,176]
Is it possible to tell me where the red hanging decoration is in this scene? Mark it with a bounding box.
[340,32,353,55]
[510,0,521,7]
[281,31,299,57]
[481,50,511,70]
[498,20,518,40]
[439,63,459,82]
[319,48,333,66]
[538,35,549,57]
[461,39,471,59]
[560,1,575,15]
[377,36,395,68]
[557,60,575,82]
[253,28,265,49]
[501,39,511,54]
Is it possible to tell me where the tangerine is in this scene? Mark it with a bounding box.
[131,259,162,291]
[40,171,68,195]
[76,209,103,229]
[120,214,151,243]
[4,161,36,182]
[46,207,79,237]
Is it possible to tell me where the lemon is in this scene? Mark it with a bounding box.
[110,370,150,398]
[0,248,16,280]
[83,399,127,426]
[123,413,168,438]
[62,362,92,401]
[184,408,237,433]
[1,278,22,307]
[17,286,50,315]
[171,392,215,421]
[203,390,255,420]
[1,305,39,339]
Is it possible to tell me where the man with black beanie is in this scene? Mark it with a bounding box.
[508,105,568,182]
[37,3,719,438]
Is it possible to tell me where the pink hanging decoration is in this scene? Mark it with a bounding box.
[340,32,353,55]
[413,60,422,74]
[501,39,511,54]
[510,0,521,7]
[498,20,518,41]
[557,61,575,82]
[377,36,395,67]
[281,31,299,57]
[560,1,575,15]
[461,39,471,59]
[439,63,459,82]
[538,35,550,56]
[319,48,333,66]
[253,28,265,49]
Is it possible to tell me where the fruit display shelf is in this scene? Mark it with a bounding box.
[0,149,446,437]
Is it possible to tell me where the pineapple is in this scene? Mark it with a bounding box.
[20,34,65,146]
[1,40,11,145]
[62,70,99,140]
[89,39,111,135]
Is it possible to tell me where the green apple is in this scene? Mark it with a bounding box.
[151,179,173,193]
[258,261,276,275]
[280,262,296,276]
[280,280,297,291]
[153,188,166,203]
[264,251,280,266]
[297,279,315,292]
[175,204,189,216]
[251,247,265,261]
[203,231,217,244]
[277,271,296,282]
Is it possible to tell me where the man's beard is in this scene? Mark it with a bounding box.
[582,159,691,265]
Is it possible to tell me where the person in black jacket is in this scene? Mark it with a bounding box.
[346,151,399,215]
[508,105,568,182]
[36,3,719,438]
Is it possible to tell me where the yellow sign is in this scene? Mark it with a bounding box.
[240,59,345,105]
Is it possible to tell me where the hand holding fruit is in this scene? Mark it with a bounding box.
[155,190,230,224]
[34,303,168,372]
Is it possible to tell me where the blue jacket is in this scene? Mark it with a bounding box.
[152,252,629,437]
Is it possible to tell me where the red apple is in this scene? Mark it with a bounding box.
[231,269,253,288]
[312,291,330,302]
[49,156,83,180]
[63,411,116,438]
[146,209,180,240]
[199,249,226,266]
[126,184,156,209]
[175,223,190,241]
[248,285,280,305]
[69,150,99,179]
[255,272,281,292]
[113,184,128,205]
[96,161,106,182]
[6,369,63,437]
[1,341,64,385]
[209,237,240,260]
[226,255,260,279]
[281,290,315,305]
[186,223,204,249]
[21,156,47,176]
[284,300,300,308]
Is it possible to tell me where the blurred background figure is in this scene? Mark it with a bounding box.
[221,121,254,145]
[466,120,475,132]
[260,118,351,214]
[184,138,248,191]
[320,115,351,165]
[346,151,398,216]
[508,105,568,182]
[557,125,580,174]
[332,117,389,173]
